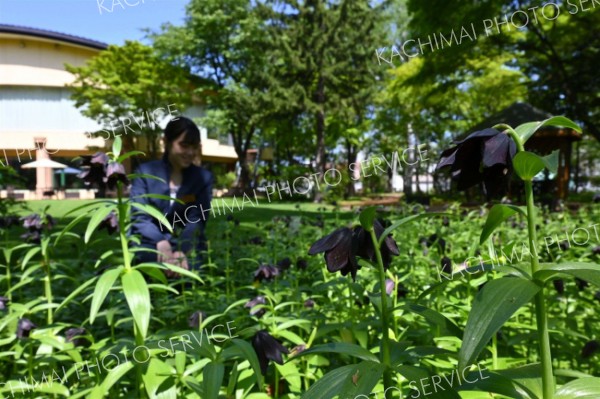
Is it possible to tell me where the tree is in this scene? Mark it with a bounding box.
[150,0,275,191]
[66,41,192,160]
[405,0,600,142]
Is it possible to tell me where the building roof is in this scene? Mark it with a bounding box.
[468,101,582,141]
[0,24,108,51]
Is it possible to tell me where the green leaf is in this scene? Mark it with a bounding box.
[555,377,600,398]
[480,204,526,245]
[542,150,559,174]
[117,150,145,163]
[359,206,377,230]
[292,342,379,363]
[513,151,545,181]
[514,116,582,144]
[84,205,115,244]
[55,277,97,314]
[112,136,122,157]
[143,358,175,398]
[90,266,122,325]
[121,269,151,340]
[131,202,173,234]
[202,362,225,399]
[458,278,540,370]
[300,361,385,399]
[534,262,600,288]
[88,362,134,399]
[456,367,536,399]
[396,302,462,338]
[230,339,263,390]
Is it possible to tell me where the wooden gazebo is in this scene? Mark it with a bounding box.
[468,102,582,200]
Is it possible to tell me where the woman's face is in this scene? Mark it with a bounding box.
[167,132,199,170]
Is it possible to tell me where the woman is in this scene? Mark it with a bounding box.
[130,117,213,274]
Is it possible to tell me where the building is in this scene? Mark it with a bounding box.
[0,24,238,200]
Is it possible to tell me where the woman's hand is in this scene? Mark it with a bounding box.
[156,240,173,263]
[164,251,189,278]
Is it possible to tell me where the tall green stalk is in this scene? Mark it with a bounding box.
[368,229,392,392]
[502,125,554,398]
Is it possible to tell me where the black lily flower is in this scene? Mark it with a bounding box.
[17,318,36,338]
[296,258,308,270]
[353,219,400,270]
[425,234,446,254]
[78,152,109,187]
[20,213,54,243]
[188,310,207,329]
[441,257,452,275]
[553,279,565,295]
[593,193,600,203]
[396,283,408,299]
[581,340,600,358]
[304,298,315,308]
[249,236,264,245]
[98,211,119,235]
[251,330,289,375]
[254,264,280,282]
[106,161,129,189]
[592,246,600,256]
[308,227,359,280]
[0,296,9,311]
[65,327,88,347]
[277,257,292,271]
[245,295,266,317]
[308,220,400,281]
[0,216,20,229]
[436,128,517,199]
[575,278,589,291]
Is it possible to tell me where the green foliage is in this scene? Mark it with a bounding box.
[66,41,191,157]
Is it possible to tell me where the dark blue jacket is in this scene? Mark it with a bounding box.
[129,155,213,258]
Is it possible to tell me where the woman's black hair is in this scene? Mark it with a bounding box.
[164,117,201,152]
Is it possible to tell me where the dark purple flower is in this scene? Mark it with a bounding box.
[0,216,20,229]
[249,236,264,245]
[593,193,600,203]
[442,216,450,227]
[17,318,36,338]
[78,152,109,187]
[254,264,280,282]
[385,279,395,296]
[277,257,292,271]
[245,296,266,317]
[308,219,399,281]
[304,298,315,308]
[308,227,359,280]
[65,328,88,347]
[188,310,207,329]
[106,162,129,190]
[581,340,600,358]
[20,213,54,243]
[595,291,600,303]
[426,234,446,253]
[396,283,408,299]
[252,330,289,375]
[436,128,517,199]
[576,278,589,291]
[98,211,119,235]
[440,257,452,275]
[296,258,308,270]
[0,296,9,311]
[592,246,600,256]
[553,279,565,295]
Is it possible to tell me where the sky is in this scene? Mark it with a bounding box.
[0,0,188,46]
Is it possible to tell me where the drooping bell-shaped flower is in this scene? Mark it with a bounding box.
[436,128,517,199]
[251,330,289,375]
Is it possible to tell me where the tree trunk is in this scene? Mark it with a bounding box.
[315,74,326,175]
[345,139,356,198]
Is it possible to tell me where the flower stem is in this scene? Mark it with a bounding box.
[116,183,131,270]
[368,229,392,392]
[497,124,554,398]
[524,179,554,398]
